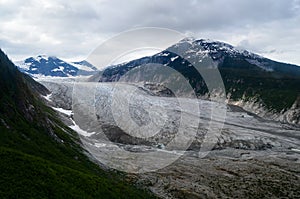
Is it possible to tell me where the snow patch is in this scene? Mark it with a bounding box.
[36,55,48,62]
[171,56,179,62]
[52,107,72,116]
[71,62,95,71]
[160,52,170,57]
[43,93,52,102]
[51,66,64,72]
[94,143,107,147]
[246,59,274,72]
[15,61,31,71]
[69,122,96,137]
[291,148,300,153]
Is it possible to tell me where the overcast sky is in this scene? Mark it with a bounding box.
[1,0,300,65]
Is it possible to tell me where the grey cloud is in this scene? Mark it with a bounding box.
[0,0,300,65]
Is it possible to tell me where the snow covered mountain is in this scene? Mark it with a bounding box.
[98,38,300,81]
[15,55,98,78]
[93,38,300,124]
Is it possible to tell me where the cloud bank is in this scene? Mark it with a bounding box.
[0,0,300,65]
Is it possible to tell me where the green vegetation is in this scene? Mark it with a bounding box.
[0,147,152,199]
[180,55,300,112]
[0,49,156,199]
[219,56,300,112]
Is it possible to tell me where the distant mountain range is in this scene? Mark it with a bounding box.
[92,38,300,124]
[15,55,98,78]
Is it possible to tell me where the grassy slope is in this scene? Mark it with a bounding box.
[0,50,156,199]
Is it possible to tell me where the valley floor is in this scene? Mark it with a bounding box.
[40,77,300,198]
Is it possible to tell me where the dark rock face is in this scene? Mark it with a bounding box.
[101,124,153,146]
[139,83,175,97]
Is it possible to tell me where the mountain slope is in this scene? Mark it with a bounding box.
[94,38,300,124]
[0,49,155,198]
[15,55,97,77]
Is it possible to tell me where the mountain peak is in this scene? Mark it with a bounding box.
[15,56,97,78]
[29,55,58,62]
[174,37,260,60]
[36,54,50,59]
[98,38,300,77]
